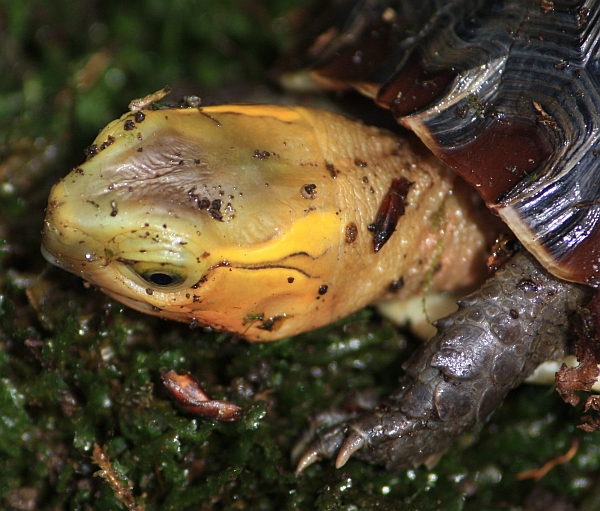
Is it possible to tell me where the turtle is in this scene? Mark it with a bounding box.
[40,0,600,473]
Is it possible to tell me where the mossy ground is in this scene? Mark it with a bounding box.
[2,1,600,509]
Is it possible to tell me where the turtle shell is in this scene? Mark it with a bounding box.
[292,0,600,286]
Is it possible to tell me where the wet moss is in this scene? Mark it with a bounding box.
[1,0,600,509]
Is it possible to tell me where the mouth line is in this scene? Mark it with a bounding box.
[100,285,161,313]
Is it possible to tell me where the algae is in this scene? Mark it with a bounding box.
[1,0,599,509]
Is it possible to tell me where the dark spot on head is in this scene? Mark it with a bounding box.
[253,150,271,160]
[208,208,223,221]
[146,288,154,295]
[84,144,98,159]
[137,147,143,152]
[318,285,328,295]
[259,318,275,331]
[110,200,118,217]
[301,184,317,199]
[354,158,367,167]
[388,278,404,293]
[135,111,146,123]
[325,163,338,178]
[124,120,136,131]
[287,277,294,283]
[257,315,287,331]
[509,309,519,319]
[345,223,358,243]
[100,135,116,150]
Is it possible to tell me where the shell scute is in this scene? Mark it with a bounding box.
[302,0,600,285]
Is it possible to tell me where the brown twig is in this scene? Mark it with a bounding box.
[91,444,146,511]
[516,439,579,481]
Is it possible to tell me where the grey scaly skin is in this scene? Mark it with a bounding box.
[296,250,592,472]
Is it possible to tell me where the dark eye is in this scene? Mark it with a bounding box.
[131,262,188,288]
[141,270,184,286]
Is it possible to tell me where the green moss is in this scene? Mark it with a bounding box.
[2,0,600,509]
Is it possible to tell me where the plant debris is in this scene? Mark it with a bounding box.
[161,369,242,421]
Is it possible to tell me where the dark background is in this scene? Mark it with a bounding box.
[1,1,599,509]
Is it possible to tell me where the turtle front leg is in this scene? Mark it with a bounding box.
[295,250,591,472]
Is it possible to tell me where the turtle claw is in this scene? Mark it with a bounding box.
[294,412,398,473]
[292,408,361,473]
[294,421,352,474]
[294,442,322,474]
[295,427,367,473]
[335,431,366,468]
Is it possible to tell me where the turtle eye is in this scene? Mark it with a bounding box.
[131,262,188,288]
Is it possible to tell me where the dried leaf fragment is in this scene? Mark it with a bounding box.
[161,370,242,421]
[578,395,600,432]
[556,293,600,405]
[128,87,171,112]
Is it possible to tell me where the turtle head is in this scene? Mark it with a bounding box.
[42,103,348,340]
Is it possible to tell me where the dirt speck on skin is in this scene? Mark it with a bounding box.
[345,222,358,243]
